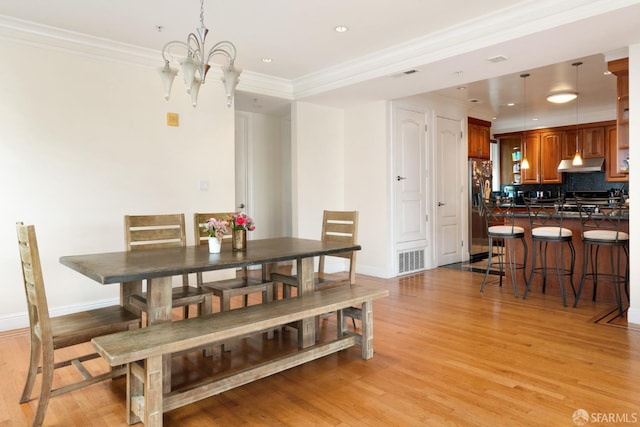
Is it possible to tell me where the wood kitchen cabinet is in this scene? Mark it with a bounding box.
[520,133,540,184]
[520,131,561,184]
[496,119,614,184]
[539,131,562,183]
[561,126,605,160]
[468,117,491,159]
[606,57,629,182]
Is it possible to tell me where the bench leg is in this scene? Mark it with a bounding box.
[361,300,374,360]
[127,363,143,425]
[144,355,164,427]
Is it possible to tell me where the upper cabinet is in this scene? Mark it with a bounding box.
[520,131,562,184]
[468,117,491,159]
[561,126,605,160]
[497,120,615,184]
[606,58,629,182]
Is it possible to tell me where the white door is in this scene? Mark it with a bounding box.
[235,113,250,213]
[435,116,463,266]
[394,108,426,244]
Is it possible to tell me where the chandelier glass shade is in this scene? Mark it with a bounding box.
[158,0,241,107]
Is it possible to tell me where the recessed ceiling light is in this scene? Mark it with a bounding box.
[532,117,539,121]
[334,26,348,33]
[547,92,577,103]
[457,86,467,91]
[603,70,612,75]
[507,102,515,107]
[261,58,272,63]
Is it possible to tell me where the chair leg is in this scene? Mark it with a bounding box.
[554,242,567,307]
[480,236,494,292]
[573,243,590,309]
[32,343,55,427]
[20,331,41,404]
[524,239,538,300]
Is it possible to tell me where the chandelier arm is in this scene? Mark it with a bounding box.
[205,41,237,64]
[161,40,191,62]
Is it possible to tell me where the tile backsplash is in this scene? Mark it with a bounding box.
[502,172,628,198]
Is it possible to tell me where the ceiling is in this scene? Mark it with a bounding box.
[2,0,640,130]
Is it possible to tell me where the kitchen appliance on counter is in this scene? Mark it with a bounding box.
[469,158,492,260]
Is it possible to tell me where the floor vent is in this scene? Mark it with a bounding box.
[398,249,425,275]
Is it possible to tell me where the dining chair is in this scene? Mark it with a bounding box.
[16,222,140,427]
[193,212,273,312]
[573,197,629,317]
[522,197,576,307]
[270,210,359,327]
[478,196,528,297]
[124,214,212,321]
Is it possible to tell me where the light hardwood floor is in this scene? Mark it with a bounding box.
[3,268,639,426]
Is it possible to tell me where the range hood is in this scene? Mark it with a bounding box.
[557,157,604,173]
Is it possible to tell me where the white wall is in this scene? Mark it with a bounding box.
[0,38,235,331]
[344,101,393,277]
[290,102,345,238]
[627,43,639,325]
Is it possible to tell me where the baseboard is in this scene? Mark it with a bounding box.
[627,306,640,326]
[0,297,120,333]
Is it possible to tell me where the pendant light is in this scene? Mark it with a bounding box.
[572,62,583,166]
[520,73,531,170]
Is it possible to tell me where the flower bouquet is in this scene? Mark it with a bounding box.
[203,218,228,253]
[229,212,255,251]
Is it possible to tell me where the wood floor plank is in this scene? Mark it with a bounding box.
[2,267,639,426]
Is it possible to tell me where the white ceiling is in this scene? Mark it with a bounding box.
[2,0,640,130]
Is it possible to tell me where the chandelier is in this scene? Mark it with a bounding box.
[158,0,241,107]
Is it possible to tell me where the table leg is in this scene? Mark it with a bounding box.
[298,257,315,348]
[121,280,142,317]
[146,276,173,393]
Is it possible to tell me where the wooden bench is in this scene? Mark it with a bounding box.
[92,284,389,426]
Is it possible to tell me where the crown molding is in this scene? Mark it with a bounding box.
[0,14,293,100]
[2,0,637,103]
[292,0,640,99]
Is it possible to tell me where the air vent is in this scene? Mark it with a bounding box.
[391,69,420,78]
[487,55,508,63]
[398,248,425,275]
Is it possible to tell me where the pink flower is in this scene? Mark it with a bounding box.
[230,212,255,231]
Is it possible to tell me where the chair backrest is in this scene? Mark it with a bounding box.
[193,212,235,246]
[575,196,629,241]
[124,214,187,251]
[479,196,518,232]
[16,222,52,345]
[124,214,188,287]
[318,210,359,283]
[523,197,566,234]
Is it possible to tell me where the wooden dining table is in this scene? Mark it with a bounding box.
[60,237,361,391]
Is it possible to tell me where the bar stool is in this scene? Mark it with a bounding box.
[523,197,576,307]
[479,196,528,297]
[573,197,629,317]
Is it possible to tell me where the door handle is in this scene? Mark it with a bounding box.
[396,176,407,181]
[238,203,245,209]
[438,202,446,206]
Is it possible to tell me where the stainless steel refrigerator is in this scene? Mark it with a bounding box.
[468,158,492,260]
